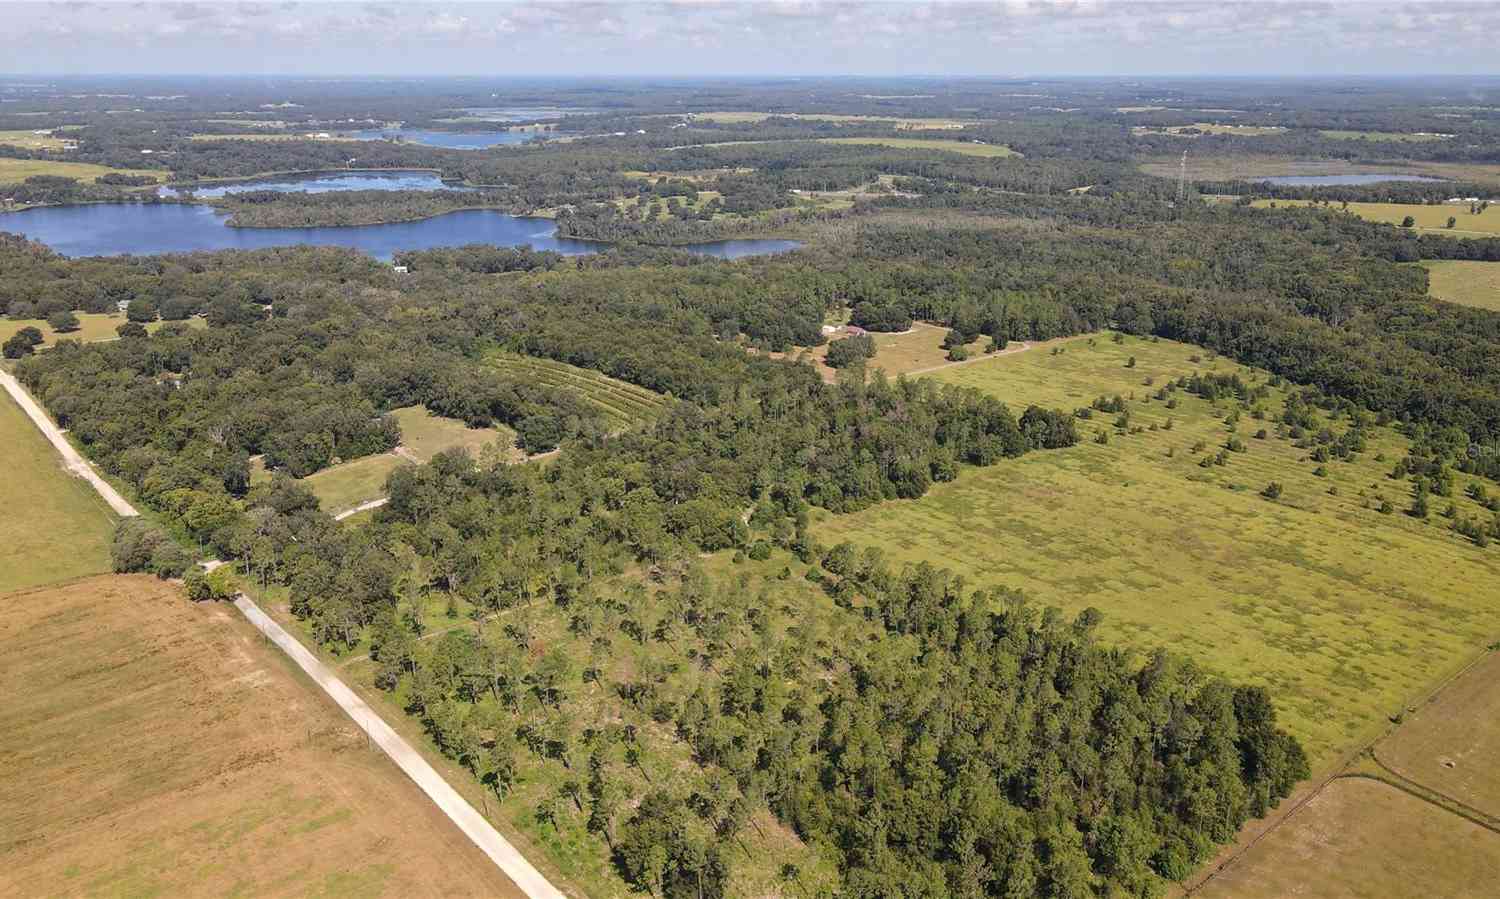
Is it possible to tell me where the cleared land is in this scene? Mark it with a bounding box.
[0,157,167,184]
[815,136,1017,157]
[1252,199,1500,237]
[1197,778,1500,898]
[0,312,201,347]
[0,129,71,150]
[0,575,523,898]
[1133,123,1287,137]
[1142,155,1500,186]
[0,387,115,593]
[1377,649,1500,818]
[782,322,992,382]
[487,353,668,430]
[257,406,514,515]
[695,111,976,130]
[1423,260,1500,310]
[813,335,1500,771]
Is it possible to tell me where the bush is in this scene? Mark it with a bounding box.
[111,519,164,573]
[184,566,235,602]
[1261,482,1283,500]
[947,345,969,363]
[824,333,875,369]
[2,333,34,358]
[116,321,148,339]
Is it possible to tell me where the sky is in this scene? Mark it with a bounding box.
[2,1,1498,77]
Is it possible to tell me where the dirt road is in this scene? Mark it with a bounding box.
[232,593,565,899]
[0,369,138,517]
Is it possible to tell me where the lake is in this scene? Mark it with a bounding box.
[162,170,467,198]
[349,129,535,149]
[1259,174,1449,186]
[0,202,801,261]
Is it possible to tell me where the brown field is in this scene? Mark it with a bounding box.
[1141,155,1500,186]
[1197,778,1500,898]
[1377,649,1500,818]
[780,321,993,382]
[0,312,202,347]
[0,575,523,898]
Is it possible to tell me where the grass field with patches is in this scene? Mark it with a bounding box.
[1422,260,1500,310]
[273,406,515,514]
[1142,155,1500,186]
[816,136,1017,157]
[1197,777,1500,898]
[781,322,991,382]
[812,335,1500,771]
[1318,129,1454,142]
[1377,649,1500,817]
[1133,122,1287,137]
[0,388,115,593]
[1252,199,1500,236]
[695,111,975,130]
[0,575,523,898]
[0,157,167,185]
[0,129,71,150]
[0,312,202,347]
[487,353,668,430]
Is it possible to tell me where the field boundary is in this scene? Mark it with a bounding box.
[232,592,566,899]
[1181,641,1500,895]
[0,369,138,517]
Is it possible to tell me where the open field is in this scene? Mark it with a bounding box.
[0,575,523,897]
[1197,777,1500,898]
[487,353,668,430]
[1319,129,1454,142]
[695,111,976,130]
[816,136,1017,157]
[1133,122,1287,137]
[0,388,115,593]
[779,321,991,381]
[1142,155,1500,186]
[1377,649,1500,818]
[0,157,167,185]
[813,334,1500,771]
[0,312,202,347]
[1252,199,1500,237]
[1422,260,1500,310]
[0,129,72,150]
[391,405,518,463]
[262,406,514,514]
[190,133,359,142]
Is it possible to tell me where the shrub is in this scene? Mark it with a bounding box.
[1261,482,1283,500]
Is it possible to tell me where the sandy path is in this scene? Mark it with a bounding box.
[0,368,138,517]
[232,592,565,899]
[333,497,389,521]
[905,338,1037,376]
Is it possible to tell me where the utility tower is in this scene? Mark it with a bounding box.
[1176,149,1189,203]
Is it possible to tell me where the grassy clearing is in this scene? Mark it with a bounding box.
[812,334,1500,772]
[1197,778,1500,897]
[0,388,115,593]
[0,129,71,150]
[1133,123,1287,137]
[0,312,201,347]
[695,111,975,130]
[390,405,518,463]
[1142,155,1500,186]
[1252,199,1500,237]
[779,322,989,382]
[189,133,359,142]
[1422,260,1500,310]
[1378,649,1500,817]
[0,575,524,897]
[301,453,408,515]
[0,157,167,185]
[487,353,668,430]
[815,136,1017,157]
[1319,129,1454,142]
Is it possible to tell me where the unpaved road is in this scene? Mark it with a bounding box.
[233,593,565,899]
[333,497,389,521]
[0,369,138,517]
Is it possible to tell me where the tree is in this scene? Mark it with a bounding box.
[1260,482,1282,500]
[47,309,80,333]
[1401,215,1416,228]
[125,298,158,323]
[2,333,34,358]
[116,321,148,339]
[1446,216,1457,229]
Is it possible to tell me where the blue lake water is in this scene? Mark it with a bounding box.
[349,129,535,149]
[0,202,801,261]
[162,170,466,198]
[1260,174,1449,186]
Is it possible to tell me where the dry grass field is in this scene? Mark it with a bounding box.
[695,111,976,130]
[1252,199,1500,237]
[1319,129,1454,142]
[1197,778,1500,898]
[1141,155,1500,186]
[0,157,167,185]
[813,335,1500,771]
[1423,260,1500,310]
[0,312,201,347]
[1377,649,1500,818]
[780,322,993,382]
[0,575,523,897]
[0,387,115,593]
[1133,123,1287,137]
[0,129,72,150]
